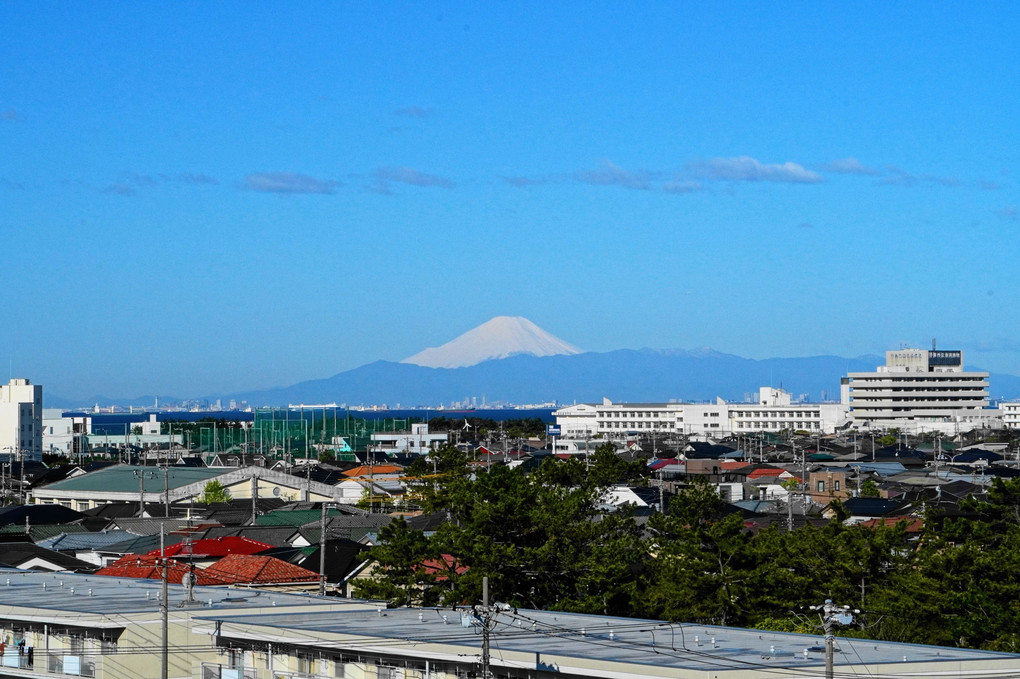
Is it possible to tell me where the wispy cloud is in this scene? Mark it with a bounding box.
[503,176,547,188]
[574,161,653,190]
[373,166,454,190]
[997,206,1019,222]
[165,172,219,185]
[0,109,18,122]
[689,156,823,184]
[123,172,157,187]
[102,183,136,196]
[880,165,962,188]
[661,180,703,194]
[244,172,341,194]
[393,106,434,119]
[968,338,1020,353]
[819,157,880,176]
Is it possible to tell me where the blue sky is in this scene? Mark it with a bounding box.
[2,3,1018,401]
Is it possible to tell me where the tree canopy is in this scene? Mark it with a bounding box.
[357,448,1020,651]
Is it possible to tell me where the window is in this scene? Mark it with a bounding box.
[834,480,841,491]
[817,481,825,492]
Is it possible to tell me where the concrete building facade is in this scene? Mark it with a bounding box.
[554,388,849,441]
[841,348,992,433]
[0,378,43,461]
[1001,401,1020,429]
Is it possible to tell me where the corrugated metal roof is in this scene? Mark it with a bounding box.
[36,464,226,493]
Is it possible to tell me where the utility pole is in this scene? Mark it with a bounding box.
[160,523,168,679]
[318,501,328,596]
[163,465,170,518]
[480,576,490,679]
[809,599,857,679]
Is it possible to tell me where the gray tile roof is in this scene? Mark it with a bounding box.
[38,530,137,552]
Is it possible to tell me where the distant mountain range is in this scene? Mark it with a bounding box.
[47,318,1020,408]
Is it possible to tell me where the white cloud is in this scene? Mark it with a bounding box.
[574,161,653,190]
[820,157,880,176]
[689,156,823,184]
[244,172,341,194]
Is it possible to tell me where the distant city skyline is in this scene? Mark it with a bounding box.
[3,3,1018,399]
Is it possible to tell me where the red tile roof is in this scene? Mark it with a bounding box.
[97,553,319,585]
[96,555,234,585]
[748,467,798,480]
[418,554,468,582]
[146,536,274,558]
[204,554,319,584]
[860,517,924,532]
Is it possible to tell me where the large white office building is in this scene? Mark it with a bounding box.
[0,378,43,461]
[841,348,992,433]
[555,387,849,439]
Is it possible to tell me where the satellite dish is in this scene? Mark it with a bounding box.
[272,487,281,497]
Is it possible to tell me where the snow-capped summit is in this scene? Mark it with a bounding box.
[401,316,582,369]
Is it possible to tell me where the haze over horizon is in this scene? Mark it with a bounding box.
[3,4,1019,399]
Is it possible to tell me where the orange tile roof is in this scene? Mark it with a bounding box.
[96,555,234,585]
[720,461,750,470]
[342,464,403,478]
[204,553,319,584]
[97,553,319,585]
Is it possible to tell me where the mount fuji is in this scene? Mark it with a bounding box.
[402,316,582,369]
[49,318,1020,408]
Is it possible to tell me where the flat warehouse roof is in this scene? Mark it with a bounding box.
[197,606,1020,677]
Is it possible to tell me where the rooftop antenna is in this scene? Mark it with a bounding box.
[932,338,937,350]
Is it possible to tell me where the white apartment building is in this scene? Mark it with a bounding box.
[841,348,992,434]
[370,422,448,454]
[554,388,849,440]
[0,378,43,461]
[42,408,92,456]
[1002,401,1020,429]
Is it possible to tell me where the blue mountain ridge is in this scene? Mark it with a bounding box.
[47,350,1020,409]
[214,350,1020,408]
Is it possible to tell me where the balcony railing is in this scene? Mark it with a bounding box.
[201,663,258,679]
[46,653,97,677]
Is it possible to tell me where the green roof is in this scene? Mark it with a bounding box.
[36,465,226,493]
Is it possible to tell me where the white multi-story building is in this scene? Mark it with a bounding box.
[554,388,849,440]
[0,378,43,461]
[370,422,447,454]
[841,348,992,433]
[1001,401,1020,430]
